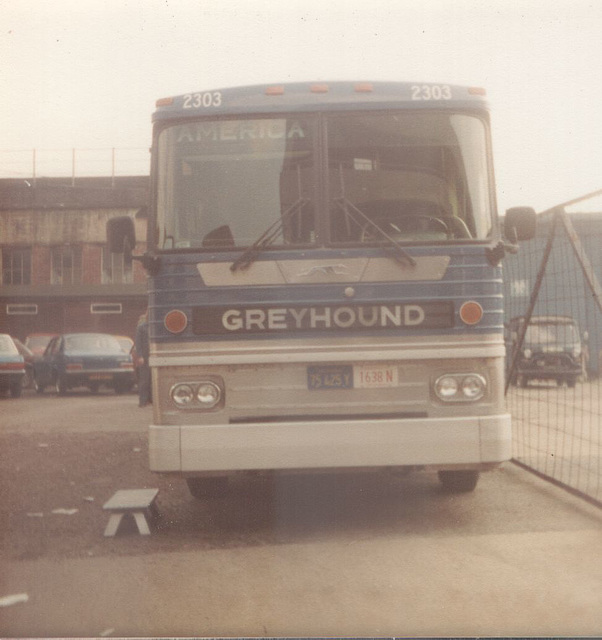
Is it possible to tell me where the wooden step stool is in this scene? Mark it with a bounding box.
[103,488,159,537]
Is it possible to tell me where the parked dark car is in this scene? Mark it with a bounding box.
[507,315,583,388]
[0,334,26,398]
[12,337,35,389]
[33,333,135,395]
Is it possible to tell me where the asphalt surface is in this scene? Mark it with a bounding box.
[0,388,601,637]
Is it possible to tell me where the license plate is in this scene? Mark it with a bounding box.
[308,365,353,390]
[89,374,112,380]
[307,364,398,389]
[354,364,398,388]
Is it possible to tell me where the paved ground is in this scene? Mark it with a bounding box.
[0,388,601,637]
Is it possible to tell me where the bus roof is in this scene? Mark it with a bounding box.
[152,81,489,122]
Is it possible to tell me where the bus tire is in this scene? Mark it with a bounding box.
[186,477,229,499]
[437,470,479,493]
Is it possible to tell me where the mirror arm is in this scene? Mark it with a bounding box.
[132,252,161,275]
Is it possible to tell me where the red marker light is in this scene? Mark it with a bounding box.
[164,310,188,334]
[459,301,484,325]
[354,83,374,93]
[155,97,174,107]
[310,84,329,93]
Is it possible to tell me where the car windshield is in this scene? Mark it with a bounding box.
[525,323,579,345]
[115,337,133,352]
[0,335,18,355]
[64,334,124,354]
[26,335,54,351]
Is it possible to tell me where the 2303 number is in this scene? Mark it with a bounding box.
[411,84,452,101]
[183,92,223,109]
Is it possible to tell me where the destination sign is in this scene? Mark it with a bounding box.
[192,301,454,335]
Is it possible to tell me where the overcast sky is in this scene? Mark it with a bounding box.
[2,0,602,213]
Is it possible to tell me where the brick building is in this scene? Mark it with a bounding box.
[0,176,149,341]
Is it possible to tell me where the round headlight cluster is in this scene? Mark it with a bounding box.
[170,381,222,409]
[434,373,487,402]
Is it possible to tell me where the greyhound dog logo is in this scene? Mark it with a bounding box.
[297,264,349,277]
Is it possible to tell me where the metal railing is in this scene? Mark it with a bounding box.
[0,148,150,186]
[504,190,602,507]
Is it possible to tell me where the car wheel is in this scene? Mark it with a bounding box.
[34,376,45,394]
[567,377,577,388]
[519,375,529,388]
[186,477,229,499]
[21,371,33,389]
[10,383,22,398]
[437,470,479,493]
[55,375,67,396]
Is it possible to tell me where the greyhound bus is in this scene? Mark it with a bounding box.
[108,81,535,497]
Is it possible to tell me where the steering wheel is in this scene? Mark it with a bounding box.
[361,215,451,242]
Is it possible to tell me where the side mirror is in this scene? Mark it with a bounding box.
[504,207,536,242]
[107,216,136,265]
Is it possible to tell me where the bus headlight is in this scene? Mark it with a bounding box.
[434,373,487,402]
[171,383,195,406]
[169,379,223,410]
[197,382,221,408]
[434,376,459,399]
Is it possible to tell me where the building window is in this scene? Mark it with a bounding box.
[1,248,32,285]
[7,303,38,315]
[91,303,123,314]
[51,246,82,285]
[101,248,133,284]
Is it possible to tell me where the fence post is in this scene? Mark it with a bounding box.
[505,208,560,394]
[558,209,602,317]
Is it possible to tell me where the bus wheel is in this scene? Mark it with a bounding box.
[437,470,479,493]
[186,477,229,499]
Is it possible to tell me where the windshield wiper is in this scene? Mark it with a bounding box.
[230,198,310,272]
[333,197,416,268]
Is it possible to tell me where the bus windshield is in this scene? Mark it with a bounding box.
[155,111,493,251]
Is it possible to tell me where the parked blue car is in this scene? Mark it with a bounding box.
[0,334,26,398]
[33,333,135,395]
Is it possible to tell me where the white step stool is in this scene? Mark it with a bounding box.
[103,488,159,537]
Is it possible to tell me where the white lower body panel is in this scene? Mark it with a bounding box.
[149,413,511,473]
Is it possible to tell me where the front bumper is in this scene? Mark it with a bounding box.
[149,413,511,473]
[0,371,25,388]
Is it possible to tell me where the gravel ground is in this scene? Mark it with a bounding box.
[0,425,399,562]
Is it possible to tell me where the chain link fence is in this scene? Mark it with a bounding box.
[0,148,150,184]
[504,191,602,506]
